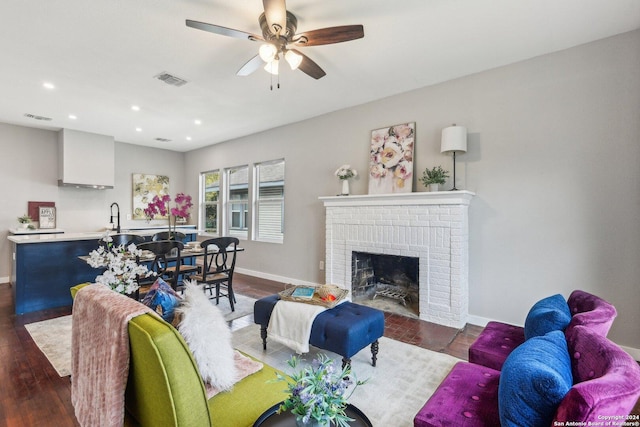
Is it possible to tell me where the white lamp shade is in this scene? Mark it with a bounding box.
[264,58,279,75]
[259,44,277,62]
[284,50,302,70]
[441,125,467,153]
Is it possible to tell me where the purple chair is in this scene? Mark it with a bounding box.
[414,325,640,427]
[554,325,640,423]
[468,290,617,371]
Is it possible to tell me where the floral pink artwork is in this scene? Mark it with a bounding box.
[368,122,415,194]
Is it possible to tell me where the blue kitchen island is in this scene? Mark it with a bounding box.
[7,226,197,315]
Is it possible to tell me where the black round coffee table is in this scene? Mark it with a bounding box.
[253,402,373,427]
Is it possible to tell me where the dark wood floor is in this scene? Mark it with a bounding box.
[1,274,637,426]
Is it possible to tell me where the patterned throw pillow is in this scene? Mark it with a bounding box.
[141,277,181,322]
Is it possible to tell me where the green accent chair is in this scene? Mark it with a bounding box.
[71,283,287,427]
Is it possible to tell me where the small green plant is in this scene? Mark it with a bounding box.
[17,214,32,224]
[421,166,449,186]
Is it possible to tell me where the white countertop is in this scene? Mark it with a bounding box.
[9,227,65,235]
[7,226,200,244]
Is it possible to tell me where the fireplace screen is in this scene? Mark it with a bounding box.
[351,252,419,316]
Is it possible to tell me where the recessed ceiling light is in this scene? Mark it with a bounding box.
[186,136,192,141]
[68,114,77,120]
[194,119,202,125]
[131,105,140,111]
[43,82,55,90]
[135,127,142,132]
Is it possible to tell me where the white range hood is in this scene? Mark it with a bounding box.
[57,129,115,189]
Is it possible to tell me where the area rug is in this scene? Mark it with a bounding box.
[24,293,256,377]
[25,315,73,376]
[232,324,460,427]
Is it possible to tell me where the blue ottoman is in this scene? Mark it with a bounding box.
[254,294,385,369]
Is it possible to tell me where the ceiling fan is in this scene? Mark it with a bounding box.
[186,0,364,80]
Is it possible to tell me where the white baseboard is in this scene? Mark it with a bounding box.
[235,268,320,288]
[0,276,9,285]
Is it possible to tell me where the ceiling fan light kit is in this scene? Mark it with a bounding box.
[186,0,364,86]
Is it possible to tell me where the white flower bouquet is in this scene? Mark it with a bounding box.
[87,235,154,295]
[335,165,358,180]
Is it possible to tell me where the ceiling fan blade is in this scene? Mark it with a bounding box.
[262,0,287,35]
[237,55,264,76]
[292,50,326,80]
[186,19,263,42]
[293,25,364,47]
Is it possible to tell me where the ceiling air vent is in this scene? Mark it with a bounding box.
[24,113,52,121]
[155,138,172,143]
[154,72,188,87]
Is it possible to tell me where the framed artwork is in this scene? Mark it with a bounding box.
[39,206,56,229]
[368,122,415,194]
[132,173,169,219]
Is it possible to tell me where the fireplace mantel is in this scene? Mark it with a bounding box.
[319,190,475,207]
[320,190,474,329]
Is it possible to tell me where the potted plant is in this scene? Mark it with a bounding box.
[274,354,366,427]
[17,214,32,229]
[421,166,449,192]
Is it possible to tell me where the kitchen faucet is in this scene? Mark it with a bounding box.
[110,202,121,233]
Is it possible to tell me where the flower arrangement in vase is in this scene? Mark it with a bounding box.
[274,354,366,427]
[144,192,193,239]
[87,234,153,295]
[335,165,357,196]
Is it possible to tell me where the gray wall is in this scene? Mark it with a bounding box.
[185,30,640,349]
[0,124,186,279]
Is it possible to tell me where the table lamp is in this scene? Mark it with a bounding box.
[440,124,467,191]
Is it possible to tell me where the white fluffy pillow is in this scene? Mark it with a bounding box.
[175,281,237,391]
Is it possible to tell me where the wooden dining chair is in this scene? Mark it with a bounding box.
[190,237,239,311]
[152,231,186,241]
[136,240,185,295]
[100,233,145,248]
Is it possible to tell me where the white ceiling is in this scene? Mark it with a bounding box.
[0,0,638,152]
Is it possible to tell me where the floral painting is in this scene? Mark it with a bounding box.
[368,122,415,194]
[132,173,169,219]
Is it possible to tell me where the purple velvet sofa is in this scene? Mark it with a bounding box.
[468,290,617,371]
[414,325,640,427]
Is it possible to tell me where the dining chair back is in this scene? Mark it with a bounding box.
[152,231,186,242]
[100,233,145,248]
[136,240,185,292]
[191,237,240,311]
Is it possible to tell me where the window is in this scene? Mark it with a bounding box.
[254,159,285,243]
[201,170,220,234]
[199,160,284,243]
[226,166,249,239]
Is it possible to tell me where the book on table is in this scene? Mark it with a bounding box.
[291,287,316,299]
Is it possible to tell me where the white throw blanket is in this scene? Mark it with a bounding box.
[267,300,326,354]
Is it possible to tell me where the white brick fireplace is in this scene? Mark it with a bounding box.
[320,191,474,329]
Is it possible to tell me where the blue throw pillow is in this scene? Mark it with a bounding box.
[498,330,573,427]
[142,277,181,322]
[524,294,571,340]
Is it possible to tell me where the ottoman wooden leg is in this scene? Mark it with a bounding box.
[371,340,379,367]
[260,325,268,350]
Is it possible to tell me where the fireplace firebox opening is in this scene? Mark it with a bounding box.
[351,251,419,318]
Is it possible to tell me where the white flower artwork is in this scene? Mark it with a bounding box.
[368,122,415,194]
